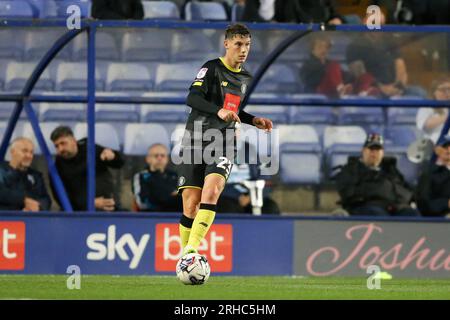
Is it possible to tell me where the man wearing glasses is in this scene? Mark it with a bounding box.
[132,143,182,212]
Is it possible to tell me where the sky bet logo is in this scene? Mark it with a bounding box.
[86,225,150,269]
[155,223,233,272]
[0,222,25,270]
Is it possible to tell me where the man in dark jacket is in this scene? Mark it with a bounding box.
[91,0,144,20]
[416,136,450,217]
[132,143,182,212]
[0,137,51,211]
[274,0,343,24]
[335,133,419,217]
[50,126,125,211]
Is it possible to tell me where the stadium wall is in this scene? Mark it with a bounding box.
[0,213,449,278]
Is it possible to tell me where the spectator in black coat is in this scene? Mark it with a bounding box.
[0,137,51,211]
[132,143,182,212]
[91,0,144,20]
[274,0,344,24]
[335,133,420,217]
[416,136,450,218]
[50,126,125,211]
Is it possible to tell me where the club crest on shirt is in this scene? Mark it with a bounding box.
[196,68,208,79]
[241,83,247,94]
[178,176,186,187]
[27,174,35,185]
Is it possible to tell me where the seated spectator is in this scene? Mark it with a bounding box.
[335,133,420,217]
[416,136,450,217]
[346,31,426,98]
[217,141,280,214]
[274,0,344,24]
[241,0,276,22]
[50,126,125,211]
[416,77,450,144]
[374,0,450,25]
[91,0,144,20]
[300,35,352,98]
[0,137,51,211]
[132,143,182,212]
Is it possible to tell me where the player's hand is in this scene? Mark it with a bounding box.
[23,197,40,212]
[253,117,273,132]
[95,197,115,211]
[100,149,115,161]
[218,108,241,123]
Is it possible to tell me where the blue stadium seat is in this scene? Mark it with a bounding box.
[74,122,121,151]
[255,64,301,94]
[384,126,418,147]
[22,122,62,155]
[171,31,218,62]
[280,153,322,184]
[27,0,58,18]
[140,104,188,123]
[323,126,367,175]
[105,63,153,92]
[5,62,53,92]
[278,125,321,184]
[185,2,227,21]
[96,104,140,123]
[385,147,420,186]
[142,1,180,19]
[72,31,120,61]
[0,1,34,18]
[290,106,338,125]
[387,107,420,126]
[0,30,24,59]
[24,30,72,61]
[155,62,202,91]
[338,106,384,125]
[124,123,170,155]
[121,30,173,62]
[55,62,104,91]
[244,105,289,124]
[0,102,29,120]
[278,125,321,151]
[39,103,85,122]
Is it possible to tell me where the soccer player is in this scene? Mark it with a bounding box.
[177,23,273,255]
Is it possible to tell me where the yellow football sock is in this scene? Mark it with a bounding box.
[187,204,216,251]
[179,215,194,250]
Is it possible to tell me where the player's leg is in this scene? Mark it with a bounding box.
[185,169,229,254]
[179,188,202,249]
[177,162,204,251]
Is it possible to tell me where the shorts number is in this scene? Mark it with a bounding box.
[217,156,232,176]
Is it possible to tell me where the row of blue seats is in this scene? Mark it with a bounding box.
[0,100,420,127]
[0,60,303,93]
[0,121,420,185]
[0,1,232,21]
[0,28,348,63]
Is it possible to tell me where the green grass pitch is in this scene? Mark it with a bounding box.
[0,275,449,300]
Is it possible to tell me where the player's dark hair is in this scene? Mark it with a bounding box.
[50,126,74,142]
[225,23,251,40]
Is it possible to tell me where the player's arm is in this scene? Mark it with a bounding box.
[187,62,221,115]
[239,109,273,132]
[187,64,241,122]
